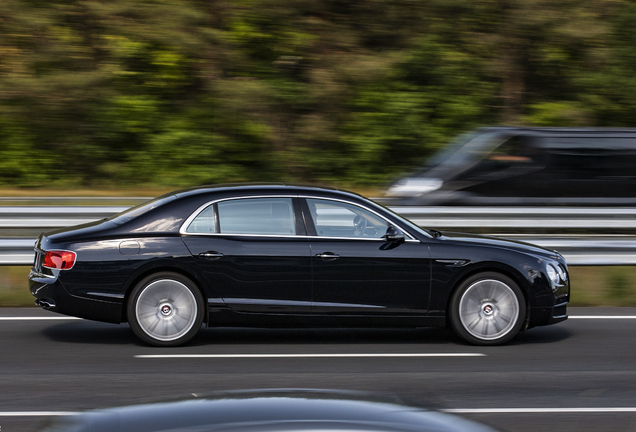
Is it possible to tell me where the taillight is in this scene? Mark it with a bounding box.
[43,250,76,270]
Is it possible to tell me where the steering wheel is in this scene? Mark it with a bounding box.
[353,215,368,237]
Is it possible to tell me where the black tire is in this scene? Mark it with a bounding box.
[127,272,204,347]
[449,272,526,346]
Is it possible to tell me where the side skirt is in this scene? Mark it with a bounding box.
[207,307,446,328]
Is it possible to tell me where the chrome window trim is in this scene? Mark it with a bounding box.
[181,232,419,242]
[180,195,298,236]
[179,194,421,242]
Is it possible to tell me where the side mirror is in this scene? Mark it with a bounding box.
[384,226,405,244]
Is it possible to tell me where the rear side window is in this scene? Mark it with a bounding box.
[186,198,296,236]
[185,205,217,233]
[541,137,636,179]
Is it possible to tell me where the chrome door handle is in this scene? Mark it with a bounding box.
[199,252,224,260]
[316,252,340,261]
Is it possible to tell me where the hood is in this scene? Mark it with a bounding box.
[439,231,562,260]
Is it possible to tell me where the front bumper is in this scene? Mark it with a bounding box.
[528,280,569,328]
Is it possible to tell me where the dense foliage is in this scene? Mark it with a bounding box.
[0,0,634,189]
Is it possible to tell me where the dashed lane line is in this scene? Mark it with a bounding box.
[135,353,486,359]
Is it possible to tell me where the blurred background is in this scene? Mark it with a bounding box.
[2,0,635,190]
[2,0,636,306]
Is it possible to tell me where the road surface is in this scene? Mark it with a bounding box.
[0,307,635,432]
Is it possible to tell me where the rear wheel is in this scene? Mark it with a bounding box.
[127,272,204,346]
[449,272,526,345]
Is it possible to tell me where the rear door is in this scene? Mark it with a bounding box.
[181,196,313,314]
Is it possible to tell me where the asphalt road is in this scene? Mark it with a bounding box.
[1,307,635,432]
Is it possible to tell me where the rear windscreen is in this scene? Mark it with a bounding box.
[107,194,177,225]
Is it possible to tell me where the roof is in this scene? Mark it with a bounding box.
[171,183,357,200]
[479,126,636,137]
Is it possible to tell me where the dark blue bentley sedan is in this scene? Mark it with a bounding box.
[29,184,569,346]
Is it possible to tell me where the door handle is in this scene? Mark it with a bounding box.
[316,252,340,261]
[199,251,224,260]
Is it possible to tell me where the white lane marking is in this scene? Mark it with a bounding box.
[2,315,633,323]
[444,408,636,413]
[2,315,634,321]
[4,407,636,417]
[0,317,82,320]
[0,412,78,416]
[135,353,486,359]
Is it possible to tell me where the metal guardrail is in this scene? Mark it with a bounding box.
[397,207,636,231]
[2,203,636,266]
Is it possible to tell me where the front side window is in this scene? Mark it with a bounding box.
[187,197,296,235]
[306,199,389,239]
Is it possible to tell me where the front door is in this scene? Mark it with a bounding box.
[303,198,431,316]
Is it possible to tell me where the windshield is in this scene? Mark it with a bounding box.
[423,130,506,169]
[425,131,479,167]
[107,193,177,225]
[365,199,433,238]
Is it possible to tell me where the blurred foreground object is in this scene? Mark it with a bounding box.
[41,389,499,432]
[387,127,636,206]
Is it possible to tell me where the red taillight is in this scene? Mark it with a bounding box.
[43,250,76,270]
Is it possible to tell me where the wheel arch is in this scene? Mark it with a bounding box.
[444,263,531,330]
[120,264,209,324]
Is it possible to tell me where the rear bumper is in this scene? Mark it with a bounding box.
[30,269,123,324]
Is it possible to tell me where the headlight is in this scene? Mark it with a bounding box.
[556,264,567,282]
[546,264,560,285]
[386,178,443,197]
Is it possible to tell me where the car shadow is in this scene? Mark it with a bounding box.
[509,325,572,345]
[192,326,459,346]
[41,321,458,346]
[40,321,571,347]
[41,321,138,345]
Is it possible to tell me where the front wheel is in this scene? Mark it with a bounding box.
[127,272,204,346]
[449,272,526,346]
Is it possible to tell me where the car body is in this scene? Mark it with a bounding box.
[40,389,499,432]
[386,127,636,206]
[29,184,569,346]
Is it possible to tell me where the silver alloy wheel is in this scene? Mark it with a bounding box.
[135,279,198,342]
[458,279,520,341]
